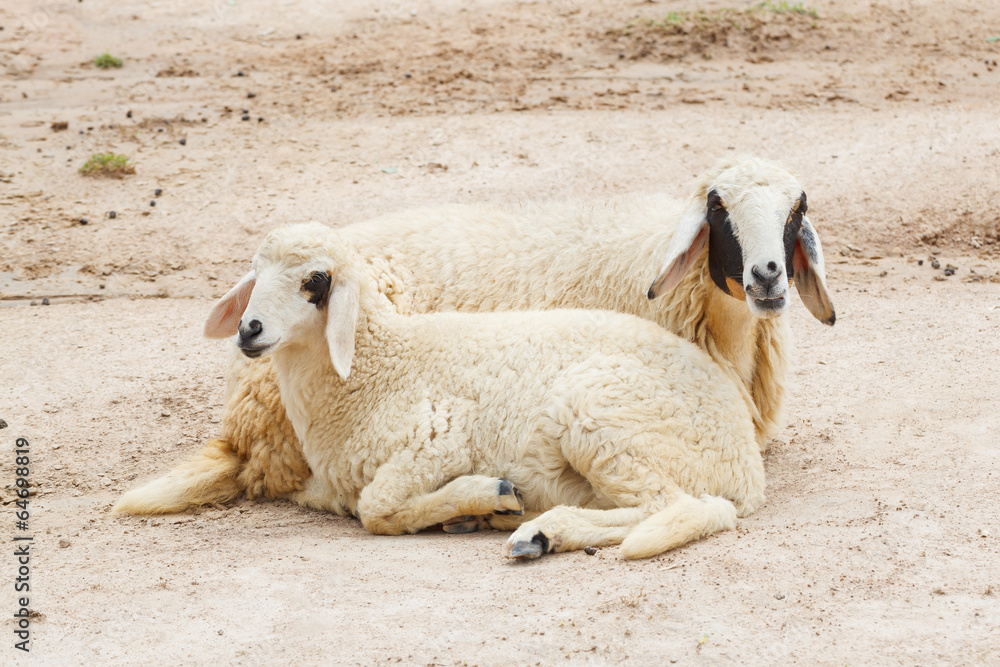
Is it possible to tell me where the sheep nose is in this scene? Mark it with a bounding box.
[239,318,263,341]
[750,262,783,290]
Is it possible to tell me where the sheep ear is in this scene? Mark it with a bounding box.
[204,271,256,339]
[793,215,836,325]
[647,199,709,299]
[325,279,360,381]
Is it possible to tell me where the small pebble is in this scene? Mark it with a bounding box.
[30,301,37,306]
[584,546,597,556]
[242,108,249,114]
[944,266,955,277]
[58,539,71,548]
[42,297,50,305]
[242,115,250,121]
[247,92,256,98]
[405,73,411,79]
[150,200,156,207]
[126,110,132,118]
[296,33,302,40]
[79,217,88,225]
[931,259,941,269]
[108,211,116,219]
[236,70,244,77]
[775,593,785,600]
[258,116,264,122]
[154,188,162,197]
[917,259,924,265]
[179,138,187,145]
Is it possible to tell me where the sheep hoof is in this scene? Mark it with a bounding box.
[442,516,480,534]
[506,532,550,560]
[495,479,524,515]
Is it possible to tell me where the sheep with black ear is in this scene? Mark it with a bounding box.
[196,223,765,560]
[114,156,833,516]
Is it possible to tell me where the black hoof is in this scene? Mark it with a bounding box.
[509,540,543,559]
[508,532,550,560]
[442,516,480,534]
[495,479,524,515]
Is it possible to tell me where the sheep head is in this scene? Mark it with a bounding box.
[648,157,836,326]
[203,223,361,381]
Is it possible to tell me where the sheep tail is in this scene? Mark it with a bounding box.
[112,439,242,514]
[619,492,738,560]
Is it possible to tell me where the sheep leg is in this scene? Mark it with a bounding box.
[505,506,649,559]
[482,511,541,531]
[443,511,539,534]
[441,511,542,534]
[359,474,524,536]
[441,510,543,534]
[505,490,739,561]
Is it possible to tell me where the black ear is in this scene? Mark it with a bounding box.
[302,271,332,306]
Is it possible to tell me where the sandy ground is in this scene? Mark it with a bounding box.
[1,0,999,664]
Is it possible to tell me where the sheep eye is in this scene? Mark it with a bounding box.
[304,272,327,289]
[302,271,331,305]
[711,204,724,213]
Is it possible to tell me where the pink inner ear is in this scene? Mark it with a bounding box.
[793,238,810,277]
[204,274,255,339]
[659,225,709,293]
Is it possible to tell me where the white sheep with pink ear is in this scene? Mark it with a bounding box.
[114,156,834,517]
[188,222,766,560]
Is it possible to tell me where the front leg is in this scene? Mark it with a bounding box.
[354,400,522,535]
[506,506,647,559]
[359,474,523,535]
[442,508,539,534]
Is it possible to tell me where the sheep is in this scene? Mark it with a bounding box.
[198,222,766,560]
[114,155,833,515]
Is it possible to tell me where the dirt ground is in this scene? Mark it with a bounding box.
[2,0,999,663]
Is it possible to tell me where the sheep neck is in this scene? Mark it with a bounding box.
[268,284,401,462]
[655,251,789,452]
